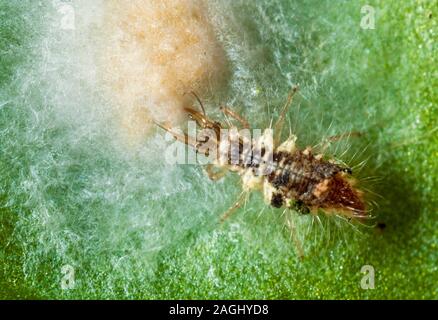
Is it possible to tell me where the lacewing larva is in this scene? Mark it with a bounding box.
[156,86,369,223]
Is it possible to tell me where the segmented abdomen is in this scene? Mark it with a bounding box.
[267,150,343,205]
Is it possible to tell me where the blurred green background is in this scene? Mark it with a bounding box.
[1,0,437,299]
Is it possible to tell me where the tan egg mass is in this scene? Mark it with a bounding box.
[101,0,227,143]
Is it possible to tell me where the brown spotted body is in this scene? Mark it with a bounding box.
[207,128,367,220]
[265,148,365,216]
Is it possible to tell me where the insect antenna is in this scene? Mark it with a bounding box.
[185,91,207,116]
[183,106,222,138]
[220,106,250,129]
[154,121,198,148]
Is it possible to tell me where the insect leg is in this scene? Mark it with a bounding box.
[220,106,250,129]
[205,164,227,181]
[184,107,222,138]
[274,85,299,146]
[188,91,206,116]
[220,191,248,222]
[184,107,212,128]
